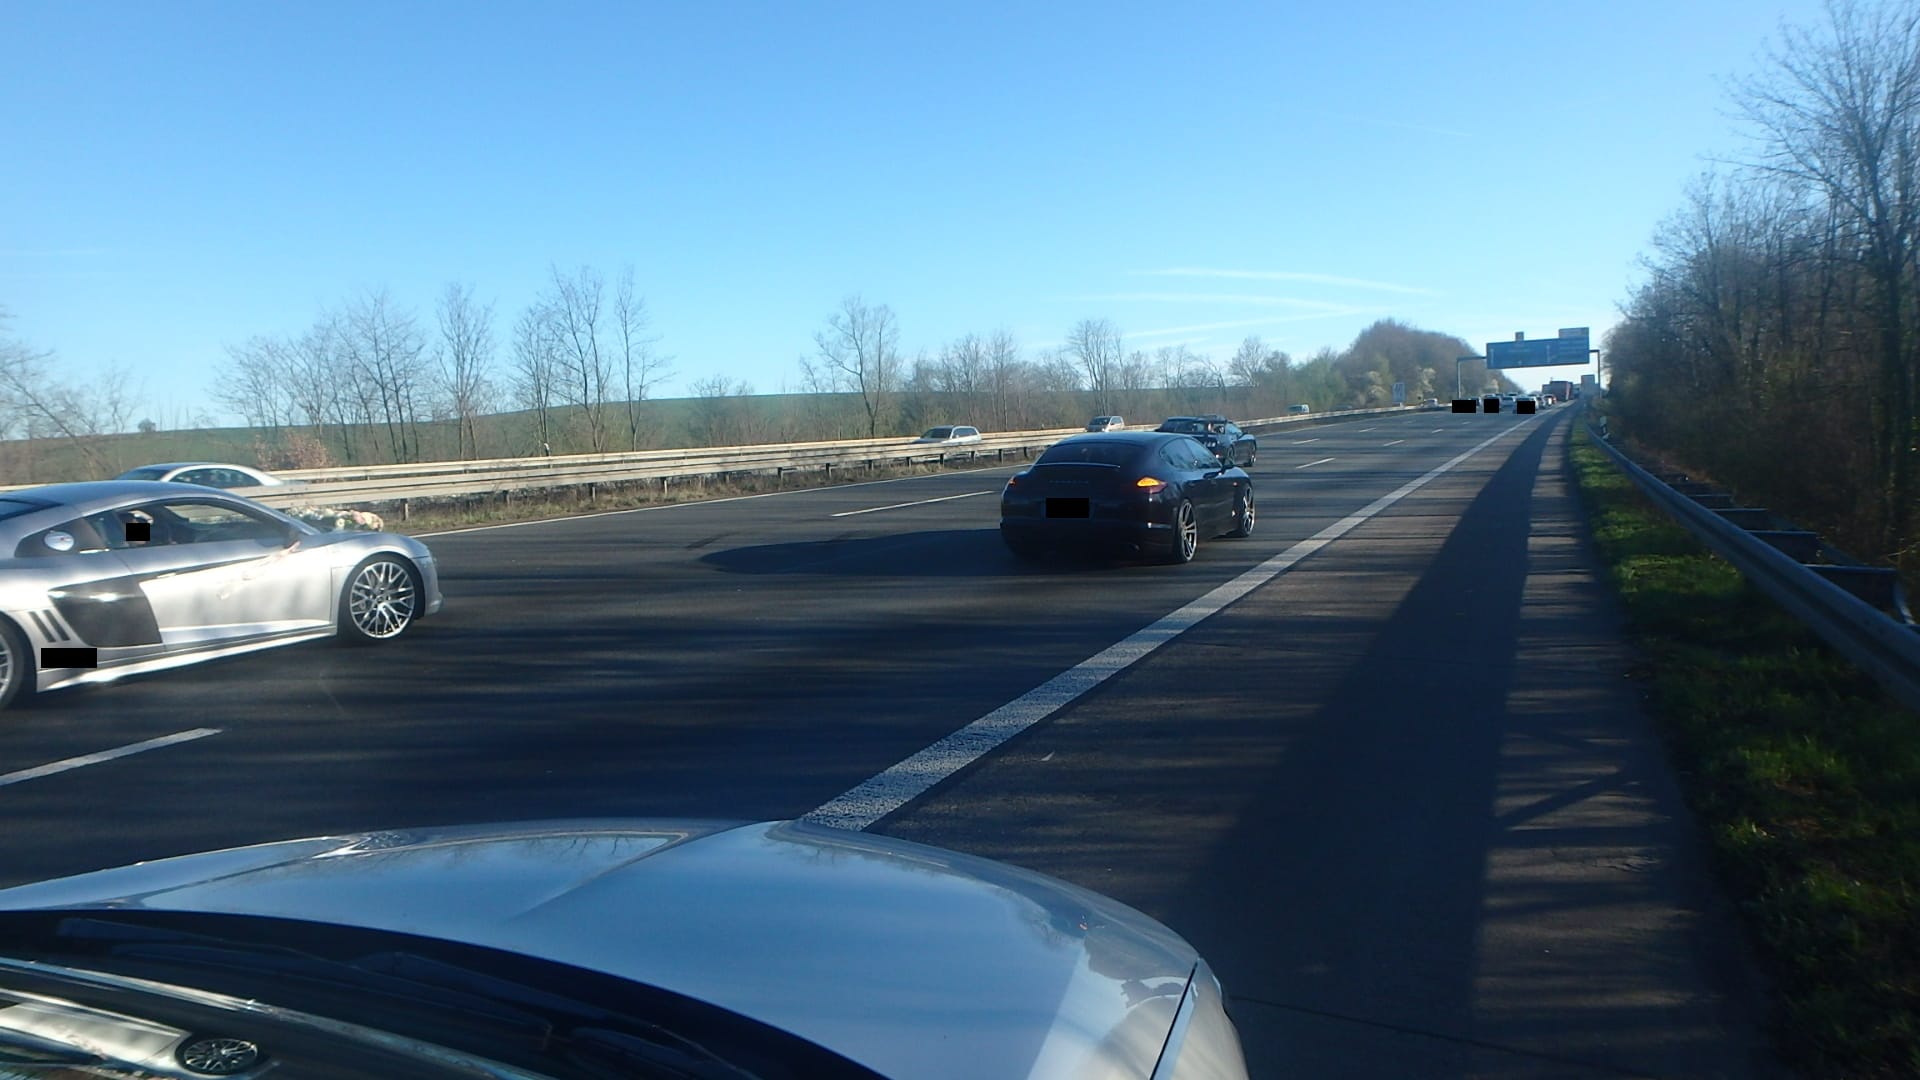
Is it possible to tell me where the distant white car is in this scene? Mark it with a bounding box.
[912,426,982,445]
[1084,415,1125,432]
[114,462,301,491]
[1288,404,1311,414]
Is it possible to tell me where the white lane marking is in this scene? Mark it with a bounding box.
[804,423,1524,831]
[1357,427,1376,432]
[418,464,1021,537]
[1296,457,1337,469]
[1384,439,1406,446]
[1433,427,1444,433]
[830,490,994,518]
[0,728,221,789]
[1289,439,1319,445]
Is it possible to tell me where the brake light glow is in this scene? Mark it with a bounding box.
[1136,476,1167,494]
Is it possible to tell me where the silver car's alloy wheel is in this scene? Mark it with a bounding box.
[347,559,417,640]
[177,1035,261,1075]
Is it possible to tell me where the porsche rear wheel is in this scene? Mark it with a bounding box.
[1227,487,1256,538]
[339,556,421,644]
[1163,501,1199,564]
[0,619,30,711]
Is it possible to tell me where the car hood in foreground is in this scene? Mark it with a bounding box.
[0,820,1219,1079]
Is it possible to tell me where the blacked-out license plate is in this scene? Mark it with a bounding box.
[1046,498,1091,519]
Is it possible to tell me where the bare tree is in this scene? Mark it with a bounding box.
[1737,0,1920,548]
[337,290,429,463]
[1063,318,1123,413]
[0,311,143,478]
[986,329,1021,430]
[805,295,902,438]
[511,305,560,455]
[215,335,297,434]
[613,268,674,451]
[688,374,755,447]
[434,283,496,460]
[533,266,615,452]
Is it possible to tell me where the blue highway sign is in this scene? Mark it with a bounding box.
[1486,327,1590,369]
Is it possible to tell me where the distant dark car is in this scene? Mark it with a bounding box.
[1001,431,1254,564]
[1153,415,1257,467]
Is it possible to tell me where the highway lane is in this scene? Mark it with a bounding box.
[877,411,1779,1078]
[0,408,1531,885]
[4,406,1778,1075]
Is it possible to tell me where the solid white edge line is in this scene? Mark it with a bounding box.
[829,490,995,518]
[802,423,1524,831]
[1295,457,1337,469]
[416,463,1022,537]
[0,728,222,788]
[1384,439,1406,446]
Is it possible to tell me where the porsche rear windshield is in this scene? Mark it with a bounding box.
[116,467,170,481]
[1037,441,1139,467]
[0,499,52,522]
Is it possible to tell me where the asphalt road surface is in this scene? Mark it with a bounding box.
[0,407,1778,1078]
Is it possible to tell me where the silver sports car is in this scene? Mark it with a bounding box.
[0,481,442,711]
[0,819,1250,1078]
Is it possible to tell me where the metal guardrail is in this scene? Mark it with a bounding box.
[1583,418,1920,714]
[0,404,1421,511]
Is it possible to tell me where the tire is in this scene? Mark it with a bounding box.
[1162,500,1199,564]
[0,618,32,712]
[176,1034,262,1075]
[338,555,422,644]
[1227,486,1256,538]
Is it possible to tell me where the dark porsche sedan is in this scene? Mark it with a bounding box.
[1001,432,1253,564]
[1153,415,1256,467]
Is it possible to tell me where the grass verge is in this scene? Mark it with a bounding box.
[1569,425,1919,1078]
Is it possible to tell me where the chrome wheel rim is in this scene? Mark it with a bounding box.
[178,1037,260,1074]
[349,561,416,639]
[1178,504,1198,559]
[1242,491,1256,532]
[0,634,14,698]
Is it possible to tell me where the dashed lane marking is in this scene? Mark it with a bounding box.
[1,728,221,789]
[830,490,996,517]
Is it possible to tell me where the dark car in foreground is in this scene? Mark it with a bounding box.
[1153,416,1256,467]
[0,481,441,712]
[1001,432,1254,564]
[0,819,1250,1079]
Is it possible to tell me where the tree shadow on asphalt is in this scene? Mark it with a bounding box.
[699,528,1156,576]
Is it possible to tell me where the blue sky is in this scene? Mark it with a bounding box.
[1,0,1832,424]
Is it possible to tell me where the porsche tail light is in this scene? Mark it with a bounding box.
[1136,476,1167,495]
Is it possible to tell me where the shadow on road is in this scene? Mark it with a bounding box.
[700,528,1131,576]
